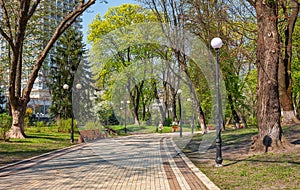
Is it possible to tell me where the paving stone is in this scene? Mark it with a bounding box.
[0,133,219,190]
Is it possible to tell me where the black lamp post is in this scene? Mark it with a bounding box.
[63,84,73,143]
[63,83,82,144]
[178,89,182,138]
[121,100,130,133]
[211,37,223,167]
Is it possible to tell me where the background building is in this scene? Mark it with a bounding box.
[0,0,83,119]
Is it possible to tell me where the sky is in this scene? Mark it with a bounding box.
[82,0,136,44]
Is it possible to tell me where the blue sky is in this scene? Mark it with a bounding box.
[82,0,137,44]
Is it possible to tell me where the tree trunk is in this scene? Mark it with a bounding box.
[152,80,166,122]
[6,103,26,139]
[225,117,232,126]
[128,87,140,126]
[179,52,207,134]
[197,112,207,134]
[294,94,300,118]
[170,87,177,120]
[185,77,207,134]
[133,117,139,125]
[232,109,240,129]
[250,0,293,153]
[228,94,240,129]
[278,0,300,125]
[279,56,298,124]
[238,112,247,128]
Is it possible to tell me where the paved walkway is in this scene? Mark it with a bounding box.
[0,133,219,190]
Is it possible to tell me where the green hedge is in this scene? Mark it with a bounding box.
[0,114,12,140]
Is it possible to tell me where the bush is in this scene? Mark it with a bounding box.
[0,114,12,141]
[35,121,44,132]
[82,121,102,130]
[24,117,30,129]
[57,119,72,133]
[163,118,172,126]
[24,108,34,128]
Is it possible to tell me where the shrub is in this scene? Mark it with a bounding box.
[163,118,172,126]
[24,108,33,128]
[82,121,102,130]
[0,114,12,141]
[57,118,72,133]
[35,121,44,132]
[24,117,30,129]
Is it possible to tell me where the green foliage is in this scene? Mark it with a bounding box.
[242,68,258,124]
[88,4,162,125]
[95,100,113,125]
[292,19,300,117]
[49,27,85,119]
[81,121,103,131]
[24,117,30,129]
[24,108,34,128]
[57,119,73,133]
[88,4,160,91]
[35,121,45,133]
[88,4,157,43]
[0,114,12,140]
[163,118,172,126]
[188,60,212,120]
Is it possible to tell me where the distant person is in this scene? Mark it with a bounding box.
[172,118,178,132]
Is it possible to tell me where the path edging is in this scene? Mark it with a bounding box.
[171,139,220,190]
[0,143,86,170]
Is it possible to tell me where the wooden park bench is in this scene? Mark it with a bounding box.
[79,129,107,142]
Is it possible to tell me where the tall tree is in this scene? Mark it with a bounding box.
[139,0,209,133]
[278,0,300,124]
[88,4,158,125]
[247,0,293,153]
[292,19,300,118]
[49,27,85,120]
[186,0,257,129]
[0,0,97,139]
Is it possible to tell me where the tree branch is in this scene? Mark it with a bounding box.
[23,0,96,100]
[247,0,256,7]
[0,0,14,49]
[27,0,41,20]
[13,0,32,98]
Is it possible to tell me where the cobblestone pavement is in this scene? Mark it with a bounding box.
[0,133,219,190]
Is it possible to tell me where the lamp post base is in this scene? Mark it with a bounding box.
[215,164,223,167]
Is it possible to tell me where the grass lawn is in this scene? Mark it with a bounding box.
[182,125,300,190]
[0,126,78,166]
